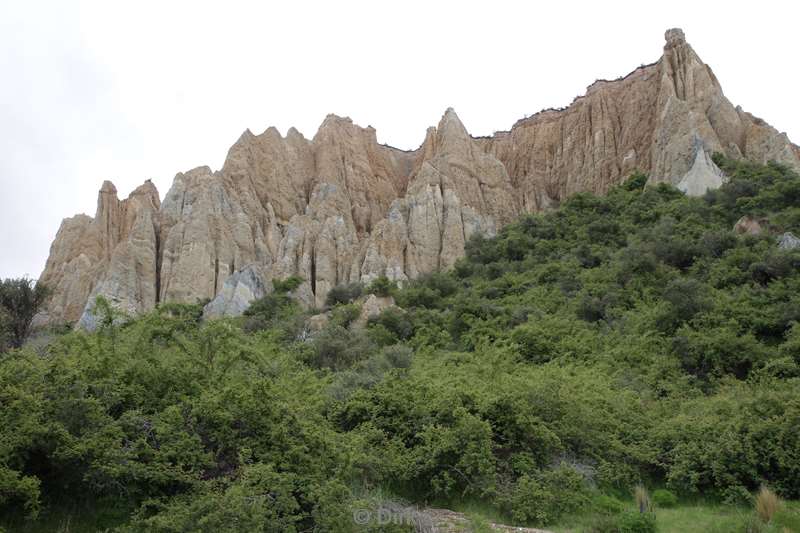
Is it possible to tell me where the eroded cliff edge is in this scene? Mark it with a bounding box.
[39,29,800,325]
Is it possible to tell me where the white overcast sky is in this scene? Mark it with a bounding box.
[1,0,799,279]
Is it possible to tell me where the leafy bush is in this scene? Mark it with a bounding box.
[651,488,678,508]
[272,275,303,294]
[505,464,590,526]
[330,303,361,328]
[0,277,51,350]
[622,171,648,191]
[615,510,657,533]
[242,290,298,332]
[326,282,363,307]
[367,307,414,345]
[307,325,376,371]
[592,494,626,515]
[366,276,397,297]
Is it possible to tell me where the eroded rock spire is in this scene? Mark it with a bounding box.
[39,29,800,325]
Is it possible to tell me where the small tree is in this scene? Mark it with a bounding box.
[366,275,397,297]
[272,275,303,294]
[0,277,51,350]
[325,282,363,307]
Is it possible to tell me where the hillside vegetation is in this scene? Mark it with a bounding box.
[2,155,800,532]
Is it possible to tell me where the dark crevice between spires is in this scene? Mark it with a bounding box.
[310,250,317,297]
[213,257,219,297]
[154,228,162,305]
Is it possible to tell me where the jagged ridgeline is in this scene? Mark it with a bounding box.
[39,28,800,327]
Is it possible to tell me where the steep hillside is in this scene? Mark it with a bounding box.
[4,157,800,532]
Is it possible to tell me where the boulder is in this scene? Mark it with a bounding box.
[734,216,766,236]
[777,232,800,250]
[353,294,398,329]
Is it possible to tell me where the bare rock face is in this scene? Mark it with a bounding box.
[203,264,269,318]
[734,216,766,236]
[777,232,800,250]
[41,180,161,327]
[353,294,398,329]
[360,109,510,284]
[39,29,800,324]
[677,146,727,196]
[483,28,798,209]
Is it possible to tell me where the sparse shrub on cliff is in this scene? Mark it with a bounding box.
[366,276,397,297]
[622,171,648,191]
[272,275,303,294]
[326,281,364,307]
[243,290,298,332]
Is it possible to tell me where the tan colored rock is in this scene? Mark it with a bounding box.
[734,216,766,236]
[353,294,398,329]
[483,28,799,208]
[39,29,800,324]
[306,312,330,334]
[40,180,160,326]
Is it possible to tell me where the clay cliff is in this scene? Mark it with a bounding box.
[39,29,800,325]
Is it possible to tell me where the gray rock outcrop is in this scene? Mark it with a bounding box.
[777,232,800,250]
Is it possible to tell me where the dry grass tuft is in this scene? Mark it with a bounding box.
[634,484,651,513]
[754,485,781,523]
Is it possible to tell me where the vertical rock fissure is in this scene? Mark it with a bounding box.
[310,248,317,297]
[154,228,162,304]
[213,257,219,297]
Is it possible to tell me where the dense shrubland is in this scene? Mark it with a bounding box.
[2,156,800,531]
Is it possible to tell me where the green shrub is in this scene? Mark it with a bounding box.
[326,282,364,307]
[272,275,303,294]
[330,303,361,328]
[616,510,657,533]
[242,291,298,331]
[307,325,376,370]
[505,464,589,526]
[366,276,397,297]
[651,488,678,508]
[367,307,413,345]
[622,171,648,191]
[590,509,657,533]
[592,494,626,515]
[0,277,51,349]
[395,285,441,308]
